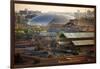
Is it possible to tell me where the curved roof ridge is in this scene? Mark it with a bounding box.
[28,14,55,26]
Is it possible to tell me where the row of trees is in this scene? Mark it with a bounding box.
[15,28,33,40]
[15,25,46,40]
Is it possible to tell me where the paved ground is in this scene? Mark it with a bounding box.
[14,55,96,68]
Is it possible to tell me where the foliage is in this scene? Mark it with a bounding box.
[59,33,66,38]
[15,28,33,40]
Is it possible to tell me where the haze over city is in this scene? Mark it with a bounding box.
[15,4,94,13]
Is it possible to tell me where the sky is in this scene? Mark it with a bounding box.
[15,4,94,13]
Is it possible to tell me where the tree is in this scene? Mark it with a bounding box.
[59,33,66,38]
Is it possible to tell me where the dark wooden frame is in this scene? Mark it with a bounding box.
[11,0,96,68]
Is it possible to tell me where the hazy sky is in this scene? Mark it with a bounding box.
[15,4,94,13]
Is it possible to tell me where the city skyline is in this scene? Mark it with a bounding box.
[15,4,94,13]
